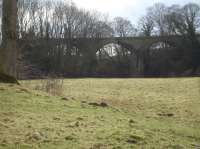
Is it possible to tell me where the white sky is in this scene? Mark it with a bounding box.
[67,0,200,24]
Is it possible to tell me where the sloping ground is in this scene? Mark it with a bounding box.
[0,78,200,149]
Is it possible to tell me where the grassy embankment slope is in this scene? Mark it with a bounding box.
[0,78,200,148]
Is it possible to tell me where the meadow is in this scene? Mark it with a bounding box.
[0,78,200,148]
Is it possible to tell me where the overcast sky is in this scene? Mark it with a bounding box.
[69,0,200,24]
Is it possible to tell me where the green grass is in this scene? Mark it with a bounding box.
[0,78,200,148]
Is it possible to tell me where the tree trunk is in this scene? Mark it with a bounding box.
[0,0,18,83]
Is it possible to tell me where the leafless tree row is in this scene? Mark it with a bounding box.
[0,0,199,78]
[3,1,198,39]
[17,0,113,39]
[139,3,200,37]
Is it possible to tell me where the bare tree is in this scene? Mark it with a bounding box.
[113,17,136,37]
[181,3,200,72]
[147,3,168,36]
[138,15,154,37]
[182,3,200,36]
[162,3,200,72]
[163,4,181,35]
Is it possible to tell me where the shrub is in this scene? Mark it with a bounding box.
[34,76,64,96]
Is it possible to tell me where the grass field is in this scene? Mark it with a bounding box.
[0,78,200,148]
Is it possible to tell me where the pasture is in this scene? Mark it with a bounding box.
[0,78,200,148]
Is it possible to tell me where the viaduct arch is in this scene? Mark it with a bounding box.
[19,35,200,75]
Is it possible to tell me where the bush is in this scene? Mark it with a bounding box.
[34,76,64,96]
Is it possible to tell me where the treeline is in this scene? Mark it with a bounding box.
[137,3,200,76]
[16,0,137,77]
[1,0,200,77]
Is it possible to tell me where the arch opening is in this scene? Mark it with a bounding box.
[145,41,180,76]
[149,41,175,52]
[96,43,132,60]
[95,43,140,76]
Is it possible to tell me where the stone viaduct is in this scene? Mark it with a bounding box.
[20,35,200,75]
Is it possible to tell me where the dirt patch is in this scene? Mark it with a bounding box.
[0,87,5,91]
[126,135,144,144]
[53,117,61,121]
[19,88,29,92]
[65,135,76,141]
[76,117,84,121]
[67,121,80,128]
[89,143,107,149]
[129,119,137,124]
[88,102,108,108]
[26,131,47,142]
[61,97,69,101]
[158,113,174,117]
